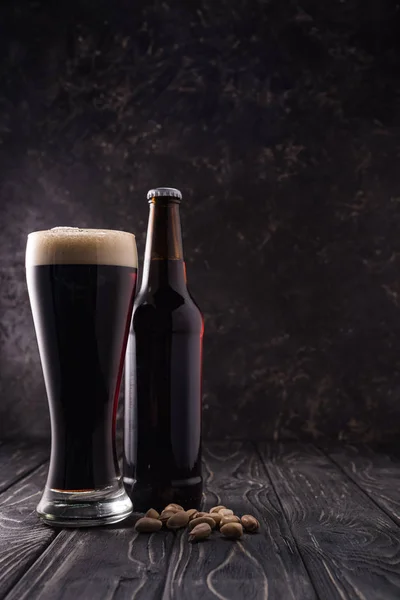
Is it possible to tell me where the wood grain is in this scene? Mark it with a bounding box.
[325,444,400,526]
[0,462,58,599]
[0,440,48,493]
[5,513,175,600]
[259,442,400,600]
[4,442,318,600]
[160,442,317,600]
[5,442,400,600]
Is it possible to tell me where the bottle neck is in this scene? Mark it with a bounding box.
[141,201,187,292]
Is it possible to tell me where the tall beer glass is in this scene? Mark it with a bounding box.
[26,227,137,527]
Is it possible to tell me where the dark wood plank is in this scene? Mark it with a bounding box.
[259,442,400,600]
[5,522,175,600]
[325,444,400,526]
[0,463,58,599]
[161,442,317,600]
[0,440,48,493]
[6,442,317,600]
[5,512,174,599]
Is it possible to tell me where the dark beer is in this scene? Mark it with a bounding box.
[124,188,204,511]
[26,227,137,526]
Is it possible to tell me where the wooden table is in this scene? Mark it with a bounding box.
[1,440,400,599]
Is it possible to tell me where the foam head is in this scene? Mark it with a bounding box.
[26,227,138,268]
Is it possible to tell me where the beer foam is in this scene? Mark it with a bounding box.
[26,227,138,268]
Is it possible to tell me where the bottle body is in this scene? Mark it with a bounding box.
[124,191,204,510]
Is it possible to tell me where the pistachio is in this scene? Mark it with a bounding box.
[200,512,220,520]
[135,517,163,533]
[220,515,240,527]
[188,516,216,531]
[188,523,212,542]
[193,511,208,518]
[145,508,160,519]
[163,503,184,513]
[220,522,243,539]
[209,512,222,527]
[167,511,190,529]
[186,509,198,520]
[219,508,234,516]
[159,510,177,524]
[210,505,226,514]
[241,515,260,533]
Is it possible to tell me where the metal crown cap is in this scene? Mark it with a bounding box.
[147,187,182,201]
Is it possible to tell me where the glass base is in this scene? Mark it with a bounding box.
[37,479,133,528]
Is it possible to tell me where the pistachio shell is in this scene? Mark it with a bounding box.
[241,514,260,532]
[188,516,216,531]
[188,523,212,542]
[159,510,177,524]
[163,503,184,513]
[210,512,222,526]
[220,522,243,539]
[210,505,226,514]
[220,515,240,527]
[186,509,198,520]
[219,508,234,516]
[135,517,163,533]
[166,511,190,529]
[145,508,160,519]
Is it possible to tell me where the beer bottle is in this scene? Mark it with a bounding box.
[124,187,204,511]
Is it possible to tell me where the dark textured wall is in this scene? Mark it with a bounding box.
[1,0,400,442]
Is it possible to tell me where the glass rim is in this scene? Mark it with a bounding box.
[27,227,136,239]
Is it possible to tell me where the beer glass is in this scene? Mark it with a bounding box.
[26,227,138,527]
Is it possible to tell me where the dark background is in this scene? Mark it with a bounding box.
[1,0,400,442]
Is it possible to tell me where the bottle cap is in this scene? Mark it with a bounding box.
[147,187,182,201]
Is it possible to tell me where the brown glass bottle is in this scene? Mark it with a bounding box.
[124,187,204,511]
